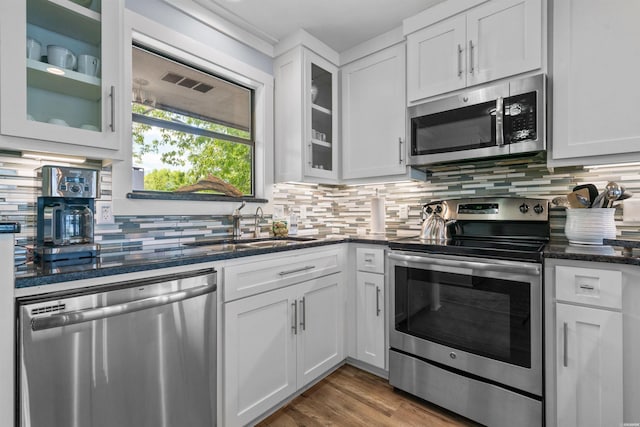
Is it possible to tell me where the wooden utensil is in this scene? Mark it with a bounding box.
[567,188,592,208]
[572,184,598,205]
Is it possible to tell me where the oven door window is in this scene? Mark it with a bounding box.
[395,266,531,368]
[411,100,497,156]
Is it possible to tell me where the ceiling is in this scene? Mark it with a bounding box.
[194,0,445,53]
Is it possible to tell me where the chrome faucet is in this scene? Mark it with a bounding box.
[232,201,246,240]
[254,206,264,238]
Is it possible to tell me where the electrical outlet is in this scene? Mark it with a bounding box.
[95,201,115,225]
[399,204,409,220]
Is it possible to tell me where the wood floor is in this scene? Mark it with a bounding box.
[256,364,479,427]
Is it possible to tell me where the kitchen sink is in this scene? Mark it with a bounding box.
[182,237,316,251]
[241,239,311,248]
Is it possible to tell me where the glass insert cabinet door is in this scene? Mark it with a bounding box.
[304,50,338,179]
[0,0,122,151]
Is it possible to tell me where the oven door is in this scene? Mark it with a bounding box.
[388,250,542,396]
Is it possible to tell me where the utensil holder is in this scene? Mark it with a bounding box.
[564,208,616,245]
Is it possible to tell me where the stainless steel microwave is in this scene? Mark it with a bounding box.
[408,74,546,166]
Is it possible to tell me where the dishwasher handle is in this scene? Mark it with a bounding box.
[31,277,216,332]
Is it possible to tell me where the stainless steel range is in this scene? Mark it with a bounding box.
[388,197,549,427]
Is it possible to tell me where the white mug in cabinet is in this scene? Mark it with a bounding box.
[78,54,100,76]
[47,45,77,70]
[26,37,41,60]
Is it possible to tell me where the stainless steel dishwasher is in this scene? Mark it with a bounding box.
[17,268,217,427]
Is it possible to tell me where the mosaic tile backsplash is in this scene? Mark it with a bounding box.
[2,152,640,257]
[272,159,640,242]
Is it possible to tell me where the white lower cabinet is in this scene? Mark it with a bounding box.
[555,304,622,427]
[545,260,632,427]
[223,272,344,427]
[356,271,385,368]
[353,247,386,370]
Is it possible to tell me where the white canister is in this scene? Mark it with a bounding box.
[564,208,616,245]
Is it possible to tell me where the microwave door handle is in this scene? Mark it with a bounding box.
[496,96,504,146]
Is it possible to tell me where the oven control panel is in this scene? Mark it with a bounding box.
[423,197,548,221]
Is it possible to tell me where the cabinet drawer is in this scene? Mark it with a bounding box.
[356,248,384,274]
[555,266,622,310]
[223,248,341,301]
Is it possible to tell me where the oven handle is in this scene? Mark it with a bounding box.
[388,252,540,275]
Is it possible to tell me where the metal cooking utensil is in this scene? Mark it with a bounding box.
[618,185,632,200]
[605,182,622,208]
[591,191,607,208]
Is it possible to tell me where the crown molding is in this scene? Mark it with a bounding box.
[163,0,276,57]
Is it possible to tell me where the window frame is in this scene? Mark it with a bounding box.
[131,43,257,197]
[112,10,274,216]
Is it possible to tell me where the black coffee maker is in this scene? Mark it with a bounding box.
[35,165,99,262]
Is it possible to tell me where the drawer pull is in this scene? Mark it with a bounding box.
[279,265,315,276]
[579,284,595,290]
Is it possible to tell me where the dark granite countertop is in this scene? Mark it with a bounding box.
[544,240,640,266]
[15,236,392,288]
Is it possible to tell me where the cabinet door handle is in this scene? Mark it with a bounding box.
[468,40,475,74]
[279,265,315,276]
[457,44,463,77]
[376,286,381,317]
[300,297,306,331]
[308,143,312,166]
[109,85,116,132]
[563,322,568,367]
[292,300,298,335]
[398,137,404,164]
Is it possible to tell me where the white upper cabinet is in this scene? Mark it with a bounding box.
[466,0,542,86]
[274,46,339,183]
[341,43,407,180]
[407,0,542,103]
[550,0,640,166]
[407,16,467,101]
[0,0,123,154]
